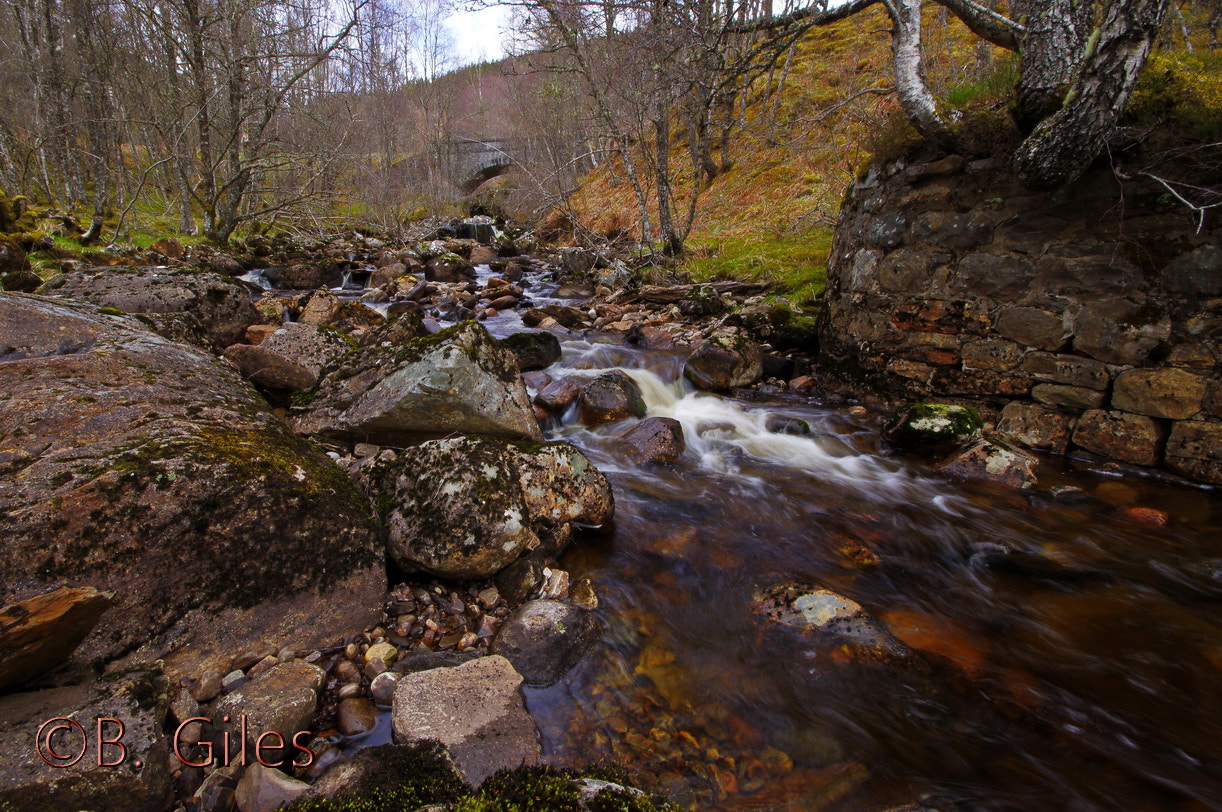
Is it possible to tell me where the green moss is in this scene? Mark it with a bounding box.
[884,402,983,454]
[97,307,124,316]
[682,231,831,306]
[285,742,469,812]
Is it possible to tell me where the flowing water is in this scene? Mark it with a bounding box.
[260,264,1221,809]
[511,337,1222,811]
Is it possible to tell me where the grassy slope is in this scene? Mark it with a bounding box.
[561,9,1221,309]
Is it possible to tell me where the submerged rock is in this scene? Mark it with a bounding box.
[752,581,906,659]
[355,437,612,579]
[293,319,541,445]
[491,599,602,687]
[391,655,541,785]
[883,402,983,455]
[0,670,172,812]
[0,293,384,675]
[38,266,258,347]
[683,334,764,391]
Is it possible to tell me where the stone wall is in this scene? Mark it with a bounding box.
[818,148,1222,485]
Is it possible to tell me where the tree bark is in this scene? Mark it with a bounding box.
[889,0,953,145]
[1013,0,1095,129]
[1014,0,1170,189]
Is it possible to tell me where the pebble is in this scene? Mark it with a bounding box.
[370,671,399,707]
[190,671,223,703]
[365,641,398,666]
[247,655,279,680]
[337,697,378,736]
[335,659,362,684]
[221,669,250,694]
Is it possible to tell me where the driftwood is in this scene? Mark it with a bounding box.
[618,281,769,305]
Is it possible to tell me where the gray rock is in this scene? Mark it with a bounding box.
[996,402,1073,454]
[391,655,540,785]
[261,322,354,377]
[425,254,476,283]
[234,764,309,812]
[1072,299,1171,365]
[0,670,172,812]
[0,294,384,676]
[265,262,341,290]
[499,331,562,372]
[491,599,601,687]
[293,320,541,445]
[751,582,904,657]
[994,307,1069,351]
[355,437,612,579]
[39,267,258,347]
[1162,244,1222,296]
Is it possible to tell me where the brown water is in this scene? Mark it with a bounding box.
[521,338,1222,811]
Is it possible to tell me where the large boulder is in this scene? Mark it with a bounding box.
[222,344,316,391]
[683,334,764,391]
[204,660,326,766]
[614,417,686,464]
[293,320,542,445]
[425,254,476,283]
[391,655,541,786]
[0,293,384,677]
[0,670,172,812]
[355,437,613,579]
[491,599,601,687]
[38,267,258,347]
[264,262,341,290]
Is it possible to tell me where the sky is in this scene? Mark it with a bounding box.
[446,3,513,65]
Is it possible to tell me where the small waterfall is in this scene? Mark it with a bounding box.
[238,268,273,290]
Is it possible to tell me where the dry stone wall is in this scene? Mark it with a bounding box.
[819,149,1221,484]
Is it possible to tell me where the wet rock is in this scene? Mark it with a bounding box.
[997,402,1073,453]
[578,371,647,425]
[1111,368,1208,420]
[261,322,354,378]
[615,417,686,464]
[496,556,546,604]
[293,320,541,445]
[0,670,172,812]
[222,344,316,391]
[683,334,764,391]
[522,304,588,329]
[883,402,983,455]
[370,672,399,707]
[534,379,581,412]
[1072,410,1166,466]
[336,697,378,737]
[491,599,601,687]
[207,660,325,766]
[500,331,562,371]
[39,267,258,347]
[0,294,384,673]
[355,437,612,579]
[391,655,541,785]
[766,414,812,435]
[425,254,475,283]
[234,764,309,812]
[937,436,1039,488]
[0,586,113,691]
[265,262,341,290]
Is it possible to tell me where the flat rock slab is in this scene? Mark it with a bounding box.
[206,660,326,764]
[0,586,113,692]
[0,671,172,812]
[392,655,540,786]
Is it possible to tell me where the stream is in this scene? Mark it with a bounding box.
[265,263,1222,810]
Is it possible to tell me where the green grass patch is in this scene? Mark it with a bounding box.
[681,230,832,306]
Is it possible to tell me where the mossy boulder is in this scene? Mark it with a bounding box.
[354,436,612,579]
[265,261,342,290]
[936,435,1039,489]
[0,235,30,278]
[293,320,542,446]
[0,293,384,676]
[425,253,476,283]
[683,334,764,391]
[499,330,562,372]
[37,266,258,347]
[882,402,983,455]
[288,741,470,811]
[577,371,647,426]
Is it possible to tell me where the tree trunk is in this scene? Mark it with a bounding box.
[1013,0,1094,129]
[889,0,953,145]
[1014,0,1170,189]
